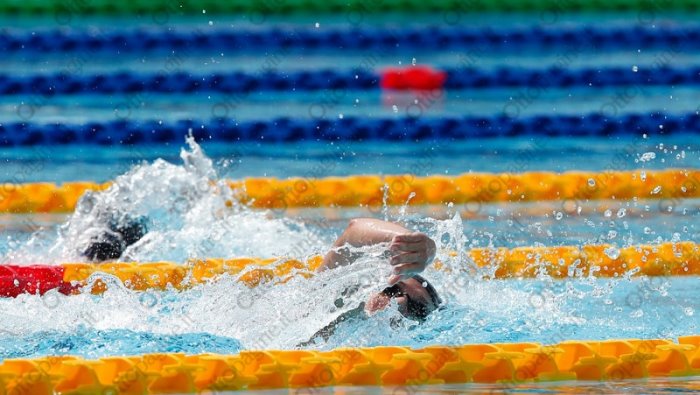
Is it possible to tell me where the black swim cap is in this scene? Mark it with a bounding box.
[111,215,148,246]
[81,215,148,262]
[412,274,443,307]
[82,230,125,261]
[382,275,442,322]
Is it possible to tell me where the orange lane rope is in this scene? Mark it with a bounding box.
[2,241,696,298]
[1,169,698,213]
[2,337,699,393]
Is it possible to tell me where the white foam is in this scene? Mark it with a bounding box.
[6,135,325,264]
[1,137,694,353]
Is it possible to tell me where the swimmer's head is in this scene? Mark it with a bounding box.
[81,230,123,261]
[80,215,148,262]
[112,215,148,246]
[366,274,442,322]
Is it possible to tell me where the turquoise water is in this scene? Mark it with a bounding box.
[2,134,700,182]
[2,13,700,394]
[0,139,698,362]
[4,88,700,124]
[2,137,699,252]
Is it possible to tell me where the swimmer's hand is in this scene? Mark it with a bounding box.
[388,232,436,285]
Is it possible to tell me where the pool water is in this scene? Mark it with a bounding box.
[0,138,698,361]
[2,11,700,394]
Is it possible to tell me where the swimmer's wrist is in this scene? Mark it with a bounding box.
[427,237,436,264]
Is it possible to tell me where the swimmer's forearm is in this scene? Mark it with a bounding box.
[296,303,367,347]
[319,218,410,271]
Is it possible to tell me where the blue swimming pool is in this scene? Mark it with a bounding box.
[1,139,698,360]
[1,9,700,394]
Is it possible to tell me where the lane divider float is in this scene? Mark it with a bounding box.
[2,111,697,146]
[2,25,699,54]
[2,337,699,393]
[1,169,698,214]
[3,65,700,95]
[1,242,698,297]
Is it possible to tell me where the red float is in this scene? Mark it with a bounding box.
[380,66,446,90]
[0,265,70,297]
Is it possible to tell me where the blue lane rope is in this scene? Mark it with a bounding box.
[1,24,698,54]
[0,112,695,146]
[1,65,699,95]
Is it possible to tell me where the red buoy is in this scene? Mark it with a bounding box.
[0,265,67,297]
[380,66,447,90]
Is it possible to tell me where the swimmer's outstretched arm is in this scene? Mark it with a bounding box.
[318,218,436,284]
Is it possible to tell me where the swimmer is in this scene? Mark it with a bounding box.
[319,218,440,319]
[83,216,441,338]
[79,213,148,261]
[298,218,440,345]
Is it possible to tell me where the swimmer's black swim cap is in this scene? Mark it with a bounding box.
[81,215,148,262]
[82,231,124,261]
[111,215,148,247]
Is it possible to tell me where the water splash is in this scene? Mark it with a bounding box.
[0,138,697,359]
[6,136,324,264]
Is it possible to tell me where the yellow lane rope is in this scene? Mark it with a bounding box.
[2,337,699,393]
[52,241,699,295]
[1,169,698,213]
